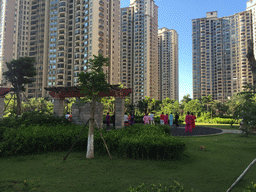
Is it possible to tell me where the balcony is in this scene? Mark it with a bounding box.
[98,37,103,42]
[59,2,66,7]
[59,19,66,24]
[58,41,65,46]
[99,1,104,6]
[99,19,104,24]
[99,25,104,30]
[98,44,103,49]
[99,31,104,36]
[59,8,66,12]
[99,13,104,18]
[57,70,64,74]
[99,7,104,12]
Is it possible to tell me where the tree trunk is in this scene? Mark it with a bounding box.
[86,97,96,159]
[16,91,21,117]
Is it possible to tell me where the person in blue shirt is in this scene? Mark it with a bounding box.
[169,113,174,126]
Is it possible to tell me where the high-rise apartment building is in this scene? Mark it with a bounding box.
[26,0,50,98]
[0,0,30,86]
[158,27,179,101]
[192,11,254,103]
[46,0,121,93]
[247,0,256,57]
[120,0,159,105]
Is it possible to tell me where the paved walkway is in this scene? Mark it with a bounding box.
[170,126,242,137]
[104,124,244,136]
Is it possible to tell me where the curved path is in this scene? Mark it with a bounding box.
[105,124,244,136]
[171,126,225,137]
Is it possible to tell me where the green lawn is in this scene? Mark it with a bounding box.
[194,123,240,130]
[0,133,255,192]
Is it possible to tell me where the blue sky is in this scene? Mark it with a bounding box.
[121,0,247,101]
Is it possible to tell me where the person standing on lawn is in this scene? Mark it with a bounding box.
[65,112,70,119]
[130,112,135,125]
[191,113,196,129]
[106,112,110,127]
[160,112,165,125]
[175,113,179,127]
[185,112,193,132]
[169,113,174,126]
[111,112,115,128]
[143,113,151,125]
[149,112,155,125]
[124,112,129,125]
[128,113,132,125]
[164,113,169,125]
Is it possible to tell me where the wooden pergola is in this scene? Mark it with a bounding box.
[44,85,132,99]
[44,85,132,128]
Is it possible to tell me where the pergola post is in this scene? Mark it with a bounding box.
[53,98,65,117]
[0,97,5,119]
[115,97,124,129]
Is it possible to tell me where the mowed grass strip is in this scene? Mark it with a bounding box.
[195,123,240,130]
[0,133,255,192]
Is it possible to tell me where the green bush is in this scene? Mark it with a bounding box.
[0,112,72,143]
[126,180,195,192]
[96,124,186,160]
[0,123,186,161]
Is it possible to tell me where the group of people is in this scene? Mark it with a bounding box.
[185,112,196,132]
[159,112,180,126]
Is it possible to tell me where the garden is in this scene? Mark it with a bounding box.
[0,112,255,192]
[1,55,255,191]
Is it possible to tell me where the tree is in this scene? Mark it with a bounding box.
[246,39,256,86]
[233,84,256,136]
[201,95,213,112]
[2,57,37,117]
[136,99,148,114]
[78,54,111,159]
[184,99,202,117]
[181,94,192,103]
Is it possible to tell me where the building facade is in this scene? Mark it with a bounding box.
[120,0,159,105]
[158,27,179,101]
[26,0,50,99]
[46,0,121,96]
[192,11,254,103]
[0,0,30,86]
[246,0,256,57]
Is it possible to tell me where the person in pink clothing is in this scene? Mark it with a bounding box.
[164,114,169,125]
[143,113,152,124]
[185,111,193,132]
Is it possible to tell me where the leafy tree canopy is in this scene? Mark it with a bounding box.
[3,57,37,92]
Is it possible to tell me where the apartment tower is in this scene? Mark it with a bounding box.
[26,0,50,99]
[192,11,253,103]
[0,0,30,86]
[120,0,158,105]
[47,0,121,93]
[246,0,256,57]
[158,27,179,101]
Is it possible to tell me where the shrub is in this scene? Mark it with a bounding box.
[0,123,186,161]
[96,124,186,160]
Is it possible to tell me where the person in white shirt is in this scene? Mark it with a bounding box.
[65,112,70,119]
[124,112,129,124]
[149,112,155,125]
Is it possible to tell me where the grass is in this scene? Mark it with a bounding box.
[0,133,256,192]
[194,123,240,130]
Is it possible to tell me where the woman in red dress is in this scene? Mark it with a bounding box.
[191,113,196,129]
[185,112,193,132]
[164,114,169,125]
